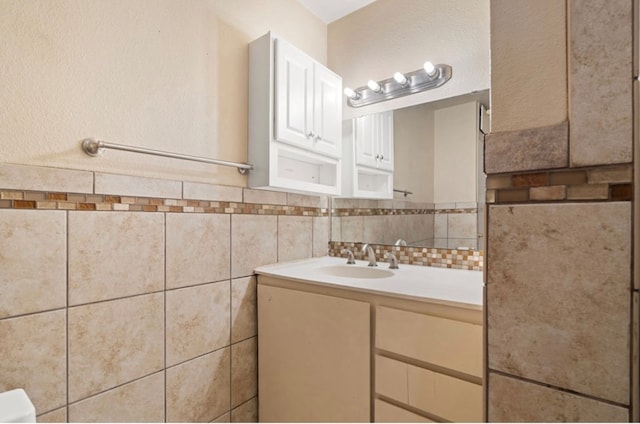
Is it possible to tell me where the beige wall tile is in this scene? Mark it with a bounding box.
[566,183,609,200]
[95,172,182,198]
[68,372,164,422]
[286,192,328,209]
[0,210,66,318]
[588,165,633,184]
[0,310,66,413]
[487,202,631,404]
[484,122,569,173]
[529,185,567,201]
[231,214,277,278]
[231,337,257,408]
[166,282,230,366]
[277,216,312,262]
[341,216,364,243]
[242,188,286,205]
[231,276,257,344]
[488,373,629,422]
[434,214,447,238]
[312,217,329,257]
[183,181,242,202]
[37,407,67,423]
[447,213,477,239]
[0,163,93,193]
[166,348,231,422]
[363,216,385,246]
[68,212,164,305]
[68,293,164,402]
[166,213,230,289]
[213,412,231,422]
[569,0,632,166]
[231,397,258,423]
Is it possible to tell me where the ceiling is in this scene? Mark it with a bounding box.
[296,0,376,23]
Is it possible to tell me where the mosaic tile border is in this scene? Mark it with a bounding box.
[332,207,477,217]
[486,164,632,204]
[0,189,328,217]
[328,241,483,272]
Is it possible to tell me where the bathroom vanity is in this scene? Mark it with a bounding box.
[255,256,483,422]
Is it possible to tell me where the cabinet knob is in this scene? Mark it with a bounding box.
[380,154,384,160]
[375,154,380,160]
[314,134,322,142]
[306,132,315,139]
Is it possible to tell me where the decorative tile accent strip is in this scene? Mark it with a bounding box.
[328,241,483,272]
[0,189,329,217]
[486,164,633,204]
[332,207,477,217]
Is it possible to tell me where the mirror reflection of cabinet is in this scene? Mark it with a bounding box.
[342,111,395,199]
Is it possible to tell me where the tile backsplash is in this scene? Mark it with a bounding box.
[0,162,329,422]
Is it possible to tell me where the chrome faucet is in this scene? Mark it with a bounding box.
[341,248,356,264]
[361,243,377,267]
[385,252,399,269]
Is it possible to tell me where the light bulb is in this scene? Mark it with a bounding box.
[393,72,408,86]
[343,87,360,100]
[367,80,383,93]
[423,61,437,77]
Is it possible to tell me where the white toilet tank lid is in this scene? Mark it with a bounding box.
[0,389,36,423]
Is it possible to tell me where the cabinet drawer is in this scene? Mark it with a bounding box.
[374,399,433,423]
[376,306,482,377]
[376,355,482,423]
[408,363,482,422]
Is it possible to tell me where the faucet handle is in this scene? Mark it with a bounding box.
[385,252,399,269]
[341,249,356,265]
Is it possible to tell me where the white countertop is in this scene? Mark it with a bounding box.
[254,256,483,310]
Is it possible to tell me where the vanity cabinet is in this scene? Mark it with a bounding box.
[341,111,394,199]
[248,32,343,195]
[257,283,371,422]
[256,272,483,423]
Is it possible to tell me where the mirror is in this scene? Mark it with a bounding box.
[330,90,489,250]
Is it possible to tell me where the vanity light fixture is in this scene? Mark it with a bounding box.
[393,72,409,86]
[344,61,452,108]
[367,79,384,93]
[423,61,438,77]
[343,87,360,100]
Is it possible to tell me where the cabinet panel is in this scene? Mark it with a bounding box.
[376,355,409,403]
[355,114,379,168]
[258,284,370,422]
[377,111,394,170]
[375,399,433,423]
[313,65,342,157]
[275,38,314,149]
[376,306,482,377]
[408,363,482,422]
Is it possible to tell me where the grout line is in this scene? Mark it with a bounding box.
[163,211,167,423]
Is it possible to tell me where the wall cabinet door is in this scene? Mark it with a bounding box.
[275,38,314,150]
[354,111,394,171]
[275,38,341,158]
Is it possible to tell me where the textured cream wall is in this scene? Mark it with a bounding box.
[490,0,567,132]
[0,0,325,187]
[393,103,435,203]
[328,0,490,120]
[434,101,478,203]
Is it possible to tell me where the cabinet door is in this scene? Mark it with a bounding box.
[313,65,342,157]
[377,111,394,171]
[275,38,314,149]
[354,114,379,168]
[258,284,371,422]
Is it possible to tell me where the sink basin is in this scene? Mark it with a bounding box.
[316,265,394,279]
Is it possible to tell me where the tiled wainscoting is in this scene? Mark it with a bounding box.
[0,163,330,422]
[331,198,480,250]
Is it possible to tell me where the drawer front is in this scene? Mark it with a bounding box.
[408,363,482,422]
[376,306,482,377]
[374,399,433,423]
[375,355,408,403]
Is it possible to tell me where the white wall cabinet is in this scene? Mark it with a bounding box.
[355,111,394,171]
[248,32,343,195]
[341,111,394,199]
